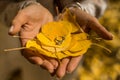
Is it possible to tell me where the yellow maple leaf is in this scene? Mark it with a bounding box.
[26,9,92,59]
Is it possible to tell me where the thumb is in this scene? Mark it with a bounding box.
[88,20,113,40]
[9,12,27,35]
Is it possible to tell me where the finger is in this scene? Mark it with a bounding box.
[9,10,28,35]
[45,57,58,69]
[67,56,83,73]
[21,49,43,63]
[21,49,35,57]
[56,58,70,78]
[49,59,58,69]
[42,60,54,73]
[49,59,58,77]
[88,19,113,40]
[28,56,43,65]
[22,49,55,73]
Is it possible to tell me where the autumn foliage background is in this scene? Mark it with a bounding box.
[0,1,119,80]
[75,1,120,80]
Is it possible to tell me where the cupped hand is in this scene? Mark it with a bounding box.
[69,8,113,40]
[9,4,59,73]
[55,8,113,78]
[9,4,53,46]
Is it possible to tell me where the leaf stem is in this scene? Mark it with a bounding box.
[4,47,26,52]
[92,43,111,53]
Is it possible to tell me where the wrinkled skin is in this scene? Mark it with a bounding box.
[9,4,113,79]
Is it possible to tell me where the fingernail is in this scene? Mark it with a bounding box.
[49,69,54,73]
[55,77,61,80]
[50,70,56,77]
[9,26,14,33]
[111,33,114,39]
[66,71,70,74]
[54,76,61,80]
[51,74,61,80]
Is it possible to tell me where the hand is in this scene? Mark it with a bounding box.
[9,4,59,73]
[69,8,113,40]
[54,8,113,78]
[9,4,53,46]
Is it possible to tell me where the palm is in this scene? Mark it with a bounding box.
[16,4,53,46]
[70,8,113,40]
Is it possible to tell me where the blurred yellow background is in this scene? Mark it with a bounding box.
[76,1,120,80]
